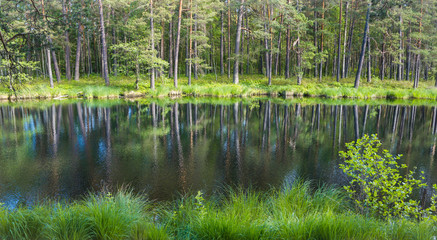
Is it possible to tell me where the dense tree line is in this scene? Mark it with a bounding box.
[0,0,436,91]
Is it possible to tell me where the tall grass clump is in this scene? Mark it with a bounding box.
[1,205,50,240]
[82,86,121,98]
[84,191,148,239]
[0,179,436,239]
[0,190,168,240]
[43,204,93,240]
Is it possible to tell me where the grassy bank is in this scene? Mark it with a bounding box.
[1,182,435,240]
[1,74,436,100]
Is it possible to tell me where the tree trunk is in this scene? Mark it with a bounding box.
[227,3,231,79]
[345,6,355,78]
[313,0,317,78]
[233,0,244,84]
[264,6,270,85]
[268,6,273,85]
[297,39,302,85]
[285,27,290,78]
[193,13,198,80]
[413,0,423,88]
[220,10,224,76]
[185,27,189,77]
[174,0,183,88]
[188,0,193,85]
[74,24,83,81]
[318,0,325,82]
[342,1,349,78]
[62,0,71,80]
[98,0,110,86]
[41,0,54,87]
[367,31,371,83]
[87,33,92,75]
[336,0,342,82]
[380,40,385,81]
[398,12,402,81]
[275,13,283,76]
[406,22,411,81]
[413,55,420,88]
[150,0,155,89]
[49,39,61,83]
[354,3,371,89]
[112,8,117,76]
[47,48,54,88]
[161,21,165,75]
[246,15,250,74]
[240,14,245,75]
[168,15,174,78]
[135,56,139,89]
[74,0,85,80]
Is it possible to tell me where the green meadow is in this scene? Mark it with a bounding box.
[1,75,436,100]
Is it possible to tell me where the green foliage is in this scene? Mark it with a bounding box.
[0,183,436,239]
[339,134,437,220]
[84,191,146,240]
[2,74,437,100]
[1,205,50,240]
[43,204,94,240]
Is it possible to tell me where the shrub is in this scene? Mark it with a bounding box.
[339,134,437,220]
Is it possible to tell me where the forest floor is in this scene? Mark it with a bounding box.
[1,182,435,240]
[1,74,436,100]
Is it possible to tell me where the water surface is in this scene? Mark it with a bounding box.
[0,98,436,207]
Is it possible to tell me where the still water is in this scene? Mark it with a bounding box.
[0,99,436,207]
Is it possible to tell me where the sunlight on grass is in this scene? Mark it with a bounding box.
[1,74,436,100]
[0,182,436,239]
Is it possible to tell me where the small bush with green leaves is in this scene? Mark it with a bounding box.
[339,134,437,220]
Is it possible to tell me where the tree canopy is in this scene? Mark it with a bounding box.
[0,0,436,91]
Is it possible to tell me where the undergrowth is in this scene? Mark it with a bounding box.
[1,74,436,100]
[0,182,436,239]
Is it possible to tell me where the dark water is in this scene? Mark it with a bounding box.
[1,99,436,207]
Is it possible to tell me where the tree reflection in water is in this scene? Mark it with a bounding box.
[0,100,436,208]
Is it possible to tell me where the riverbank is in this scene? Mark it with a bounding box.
[1,182,435,240]
[1,74,436,100]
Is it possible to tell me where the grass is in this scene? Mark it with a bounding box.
[0,182,436,239]
[1,74,436,100]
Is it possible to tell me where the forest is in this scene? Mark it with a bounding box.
[2,1,437,238]
[0,0,436,96]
